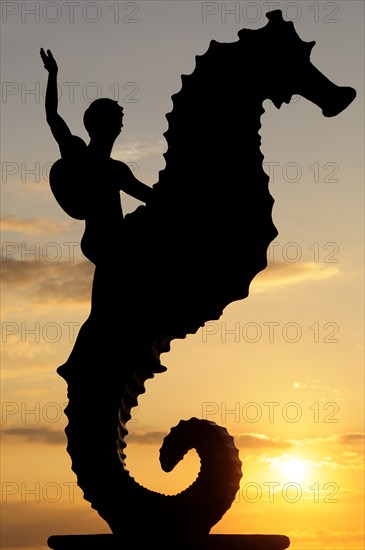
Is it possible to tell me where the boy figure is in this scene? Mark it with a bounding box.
[40,48,153,264]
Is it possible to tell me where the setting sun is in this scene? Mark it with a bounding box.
[267,454,310,483]
[282,457,308,483]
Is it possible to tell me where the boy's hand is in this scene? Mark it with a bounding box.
[40,48,58,74]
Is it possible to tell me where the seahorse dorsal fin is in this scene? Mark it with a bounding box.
[266,9,287,24]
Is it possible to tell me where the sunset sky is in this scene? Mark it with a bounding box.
[1,1,364,549]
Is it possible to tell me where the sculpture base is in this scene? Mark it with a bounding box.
[48,534,290,549]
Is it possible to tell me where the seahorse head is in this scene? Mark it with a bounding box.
[237,10,356,116]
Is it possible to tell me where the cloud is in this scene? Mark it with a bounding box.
[1,426,65,445]
[1,215,74,235]
[126,431,167,445]
[2,256,340,308]
[113,138,167,163]
[1,258,94,304]
[292,378,343,395]
[126,431,289,451]
[234,433,292,450]
[126,431,291,450]
[259,432,365,471]
[252,261,339,291]
[124,430,365,463]
[292,432,365,448]
[338,432,365,446]
[287,528,365,549]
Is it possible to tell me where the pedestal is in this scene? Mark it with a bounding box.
[48,533,290,549]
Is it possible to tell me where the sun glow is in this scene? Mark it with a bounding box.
[281,458,308,482]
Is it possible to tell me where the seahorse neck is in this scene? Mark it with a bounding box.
[162,99,267,181]
[238,102,266,156]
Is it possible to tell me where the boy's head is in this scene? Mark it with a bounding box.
[83,98,124,139]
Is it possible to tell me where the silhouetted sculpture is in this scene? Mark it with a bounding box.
[43,10,356,549]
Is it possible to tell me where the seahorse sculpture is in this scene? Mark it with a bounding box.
[51,10,355,547]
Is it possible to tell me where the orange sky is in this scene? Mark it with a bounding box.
[1,2,364,549]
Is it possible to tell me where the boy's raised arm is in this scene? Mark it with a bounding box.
[40,48,72,147]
